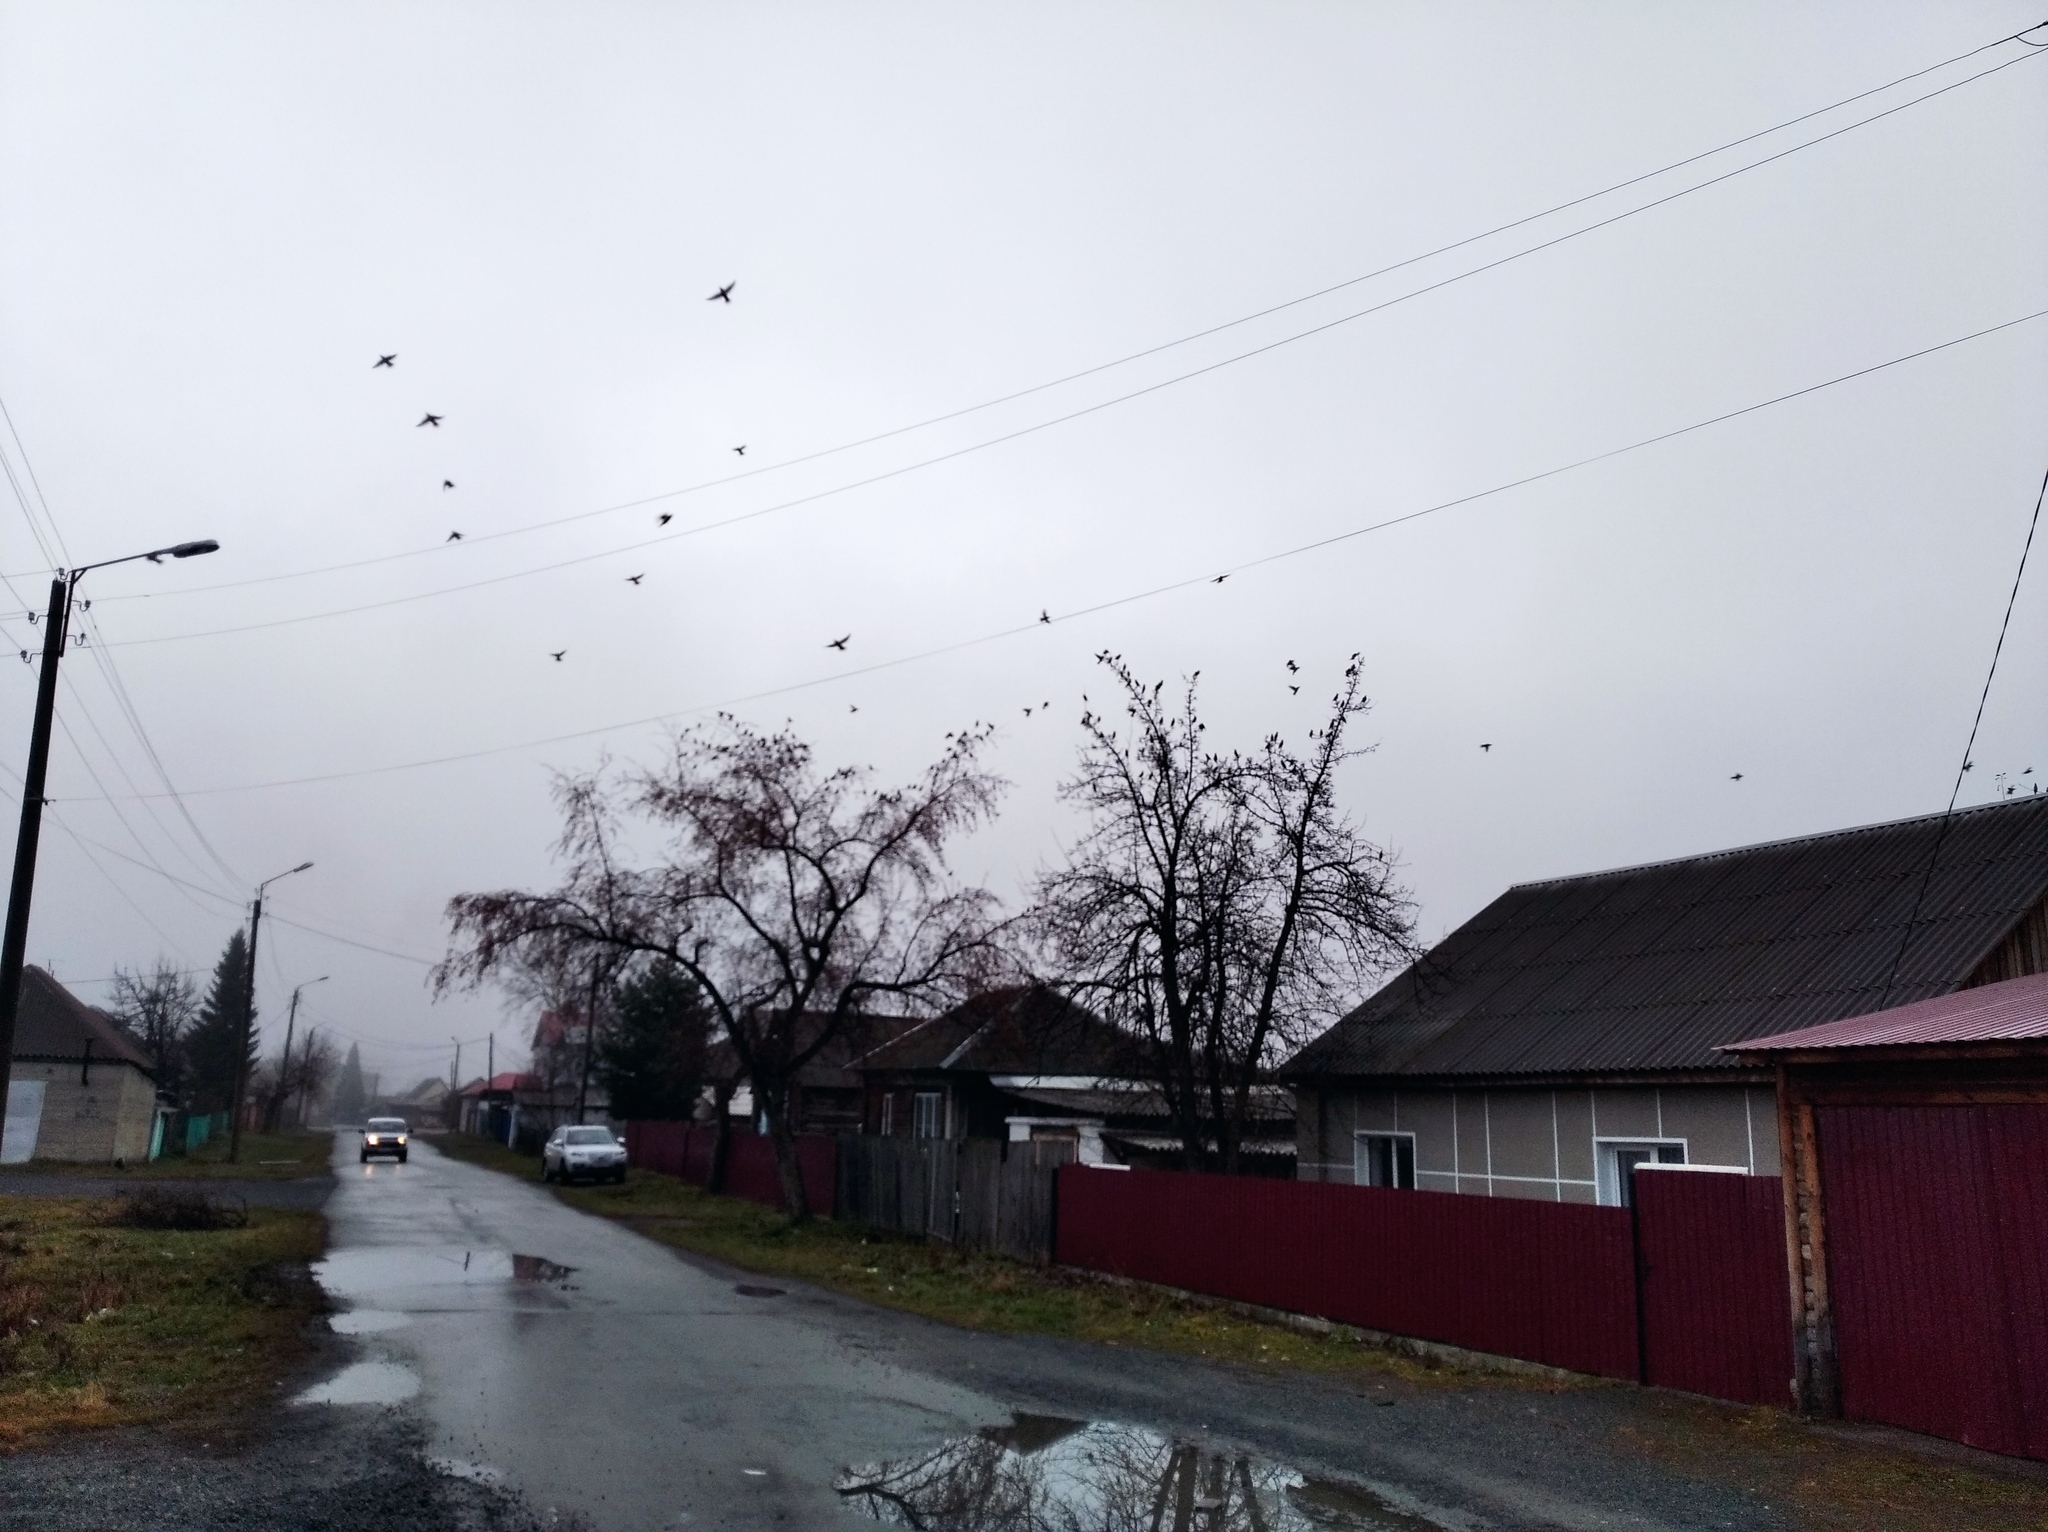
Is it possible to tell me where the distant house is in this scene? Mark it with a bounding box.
[4,966,162,1164]
[372,1075,451,1130]
[1284,797,2048,1205]
[855,984,1295,1170]
[702,1013,920,1136]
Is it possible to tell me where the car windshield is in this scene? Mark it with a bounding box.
[564,1128,615,1145]
[367,1119,407,1132]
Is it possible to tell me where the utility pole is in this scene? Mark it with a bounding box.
[267,976,326,1132]
[227,860,313,1163]
[0,538,217,1122]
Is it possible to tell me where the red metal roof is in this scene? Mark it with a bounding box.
[459,1071,544,1095]
[1725,970,2048,1053]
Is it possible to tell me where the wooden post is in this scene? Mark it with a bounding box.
[1776,1065,1839,1415]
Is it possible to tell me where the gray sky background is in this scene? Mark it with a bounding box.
[1,2,2043,1091]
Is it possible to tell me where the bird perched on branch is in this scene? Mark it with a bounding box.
[418,413,442,428]
[707,283,735,303]
[374,354,396,368]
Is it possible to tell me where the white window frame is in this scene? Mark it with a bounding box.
[878,1094,894,1137]
[1595,1137,1686,1207]
[1353,1130,1417,1190]
[912,1091,944,1140]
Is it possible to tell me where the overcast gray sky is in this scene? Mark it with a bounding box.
[1,2,2043,1090]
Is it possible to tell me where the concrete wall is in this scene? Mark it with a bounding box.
[1296,1080,1778,1203]
[9,1058,156,1162]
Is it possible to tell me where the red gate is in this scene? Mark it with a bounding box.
[1819,1104,2048,1459]
[1633,1169,1791,1406]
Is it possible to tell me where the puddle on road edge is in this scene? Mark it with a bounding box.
[292,1360,421,1407]
[330,1308,412,1334]
[838,1414,1454,1530]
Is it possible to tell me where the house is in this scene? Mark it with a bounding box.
[372,1075,451,1130]
[3,965,162,1164]
[1284,796,2048,1205]
[856,984,1296,1169]
[702,1013,920,1136]
[1729,970,2048,1453]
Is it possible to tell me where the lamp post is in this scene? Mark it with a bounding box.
[0,540,219,1124]
[227,861,313,1163]
[267,975,328,1132]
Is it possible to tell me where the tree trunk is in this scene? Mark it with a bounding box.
[764,1090,811,1223]
[708,1079,735,1194]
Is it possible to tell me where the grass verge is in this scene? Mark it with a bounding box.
[0,1193,327,1444]
[4,1130,334,1182]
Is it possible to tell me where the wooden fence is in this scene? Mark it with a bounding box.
[835,1135,1072,1264]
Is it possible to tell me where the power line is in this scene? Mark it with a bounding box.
[1878,457,2047,1006]
[71,31,2048,623]
[64,305,2048,802]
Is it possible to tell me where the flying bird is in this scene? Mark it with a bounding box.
[849,704,859,713]
[1730,773,1744,781]
[1039,610,1050,624]
[1288,685,1299,695]
[1286,660,1298,674]
[1480,743,1491,752]
[627,574,644,585]
[708,283,735,303]
[1962,761,1975,772]
[733,444,747,456]
[826,634,850,651]
[446,531,463,542]
[1024,707,1033,717]
[442,479,455,490]
[550,651,565,662]
[418,413,443,428]
[373,354,396,368]
[658,513,672,525]
[1212,574,1228,584]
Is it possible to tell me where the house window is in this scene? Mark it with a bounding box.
[879,1095,894,1137]
[1596,1139,1685,1207]
[1354,1132,1416,1190]
[912,1092,944,1140]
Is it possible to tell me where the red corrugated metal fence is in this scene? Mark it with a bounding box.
[1057,1165,1643,1378]
[1633,1169,1791,1406]
[622,1122,837,1215]
[1819,1104,2048,1460]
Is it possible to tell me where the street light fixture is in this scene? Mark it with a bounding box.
[0,540,220,1129]
[228,861,314,1163]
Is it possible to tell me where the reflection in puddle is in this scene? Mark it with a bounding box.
[838,1416,1449,1531]
[313,1247,575,1299]
[330,1309,412,1334]
[292,1360,421,1406]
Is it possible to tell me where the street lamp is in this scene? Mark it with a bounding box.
[226,861,314,1163]
[0,540,220,1125]
[268,975,329,1132]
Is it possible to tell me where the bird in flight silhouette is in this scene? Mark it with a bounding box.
[827,634,850,651]
[1212,574,1228,584]
[1024,707,1033,717]
[1287,685,1298,694]
[418,413,442,428]
[708,283,735,303]
[1730,773,1744,781]
[733,445,746,456]
[446,531,463,542]
[1286,660,1298,674]
[849,704,859,713]
[550,651,565,662]
[1480,743,1491,752]
[627,574,644,585]
[442,479,455,490]
[1039,610,1051,625]
[658,513,672,525]
[374,354,396,368]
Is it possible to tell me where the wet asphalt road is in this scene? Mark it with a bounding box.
[312,1138,1796,1532]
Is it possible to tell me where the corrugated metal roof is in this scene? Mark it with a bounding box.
[1729,969,2048,1052]
[1285,796,2048,1081]
[858,985,1131,1076]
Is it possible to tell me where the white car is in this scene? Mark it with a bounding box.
[361,1117,409,1163]
[544,1124,628,1184]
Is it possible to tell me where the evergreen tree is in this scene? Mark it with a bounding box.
[597,961,708,1121]
[184,930,255,1112]
[331,1044,367,1125]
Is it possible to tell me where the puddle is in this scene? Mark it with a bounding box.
[734,1284,785,1298]
[838,1416,1454,1530]
[292,1361,421,1407]
[330,1309,412,1335]
[312,1247,575,1300]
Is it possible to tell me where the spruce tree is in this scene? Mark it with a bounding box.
[597,961,708,1120]
[331,1044,367,1125]
[184,930,255,1113]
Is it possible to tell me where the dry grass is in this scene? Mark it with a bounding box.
[4,1130,333,1182]
[0,1195,326,1444]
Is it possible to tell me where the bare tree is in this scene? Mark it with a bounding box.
[1034,654,1415,1173]
[435,717,1011,1219]
[258,1026,340,1131]
[110,959,199,1102]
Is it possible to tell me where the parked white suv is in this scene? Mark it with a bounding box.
[543,1124,627,1184]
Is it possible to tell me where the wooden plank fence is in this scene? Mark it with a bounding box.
[836,1135,1072,1264]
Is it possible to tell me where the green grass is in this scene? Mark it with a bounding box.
[429,1131,547,1181]
[8,1130,335,1181]
[0,1194,327,1443]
